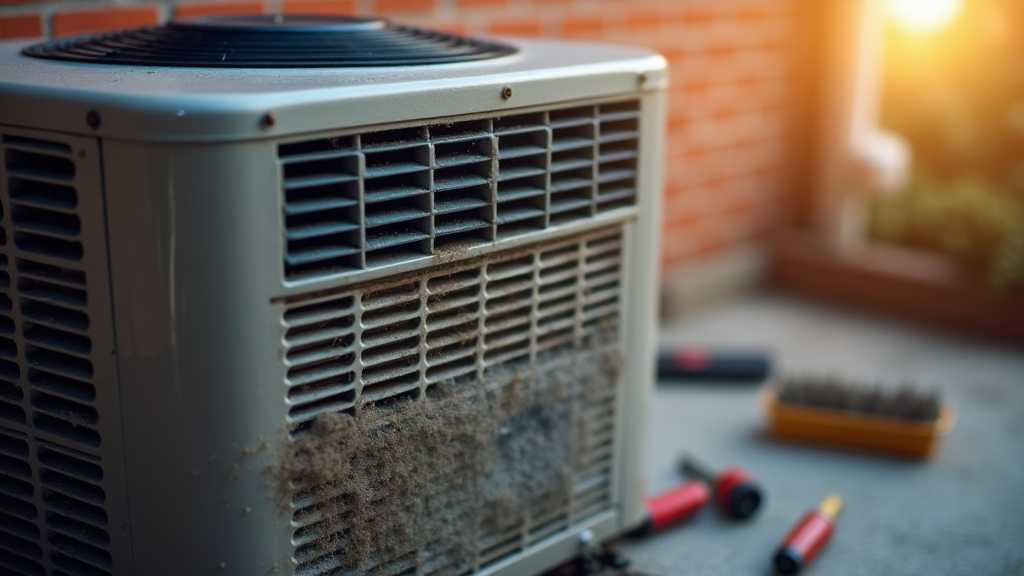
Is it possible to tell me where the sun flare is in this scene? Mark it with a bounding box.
[887,0,962,33]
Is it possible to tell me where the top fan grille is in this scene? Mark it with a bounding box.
[21,15,518,68]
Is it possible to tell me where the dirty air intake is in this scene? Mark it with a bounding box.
[0,15,665,576]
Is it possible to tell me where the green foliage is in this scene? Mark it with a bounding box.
[870,174,1024,291]
[876,0,1024,292]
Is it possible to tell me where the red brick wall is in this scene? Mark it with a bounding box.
[0,0,797,282]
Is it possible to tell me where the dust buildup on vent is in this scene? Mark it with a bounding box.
[267,348,620,572]
[481,402,573,527]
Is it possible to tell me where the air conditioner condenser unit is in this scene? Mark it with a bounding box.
[0,16,666,576]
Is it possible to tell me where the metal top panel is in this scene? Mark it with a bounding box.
[0,37,667,142]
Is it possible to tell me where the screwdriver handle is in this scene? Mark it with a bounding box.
[657,348,771,381]
[680,455,763,520]
[773,495,842,575]
[631,481,710,536]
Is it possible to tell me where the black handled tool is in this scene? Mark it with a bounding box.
[657,347,771,381]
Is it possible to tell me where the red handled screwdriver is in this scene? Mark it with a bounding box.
[773,494,843,575]
[632,481,710,536]
[680,455,763,520]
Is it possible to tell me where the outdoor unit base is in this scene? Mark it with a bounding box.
[0,17,666,576]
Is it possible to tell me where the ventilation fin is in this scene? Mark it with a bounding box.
[22,15,517,68]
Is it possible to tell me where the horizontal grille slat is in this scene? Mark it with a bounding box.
[0,532,43,560]
[0,400,27,424]
[597,187,635,205]
[364,185,428,204]
[286,358,356,388]
[14,260,85,288]
[41,491,106,527]
[434,217,489,237]
[1,136,72,156]
[0,550,45,576]
[598,149,637,164]
[14,233,84,262]
[280,100,640,280]
[50,550,112,576]
[424,309,478,333]
[361,357,419,385]
[1,508,41,541]
[434,153,489,169]
[284,220,360,241]
[286,341,356,367]
[11,206,81,240]
[0,375,22,398]
[426,292,478,313]
[549,197,592,215]
[16,279,86,309]
[597,109,641,122]
[497,165,546,181]
[550,175,592,192]
[36,448,102,484]
[7,182,78,213]
[283,297,355,327]
[283,317,355,347]
[288,381,355,409]
[283,173,359,190]
[361,284,419,310]
[40,470,105,504]
[433,197,489,214]
[550,137,593,153]
[284,244,361,267]
[20,301,89,334]
[0,472,33,498]
[495,185,544,203]
[0,450,32,478]
[46,513,110,548]
[32,392,98,427]
[4,168,75,186]
[279,149,357,166]
[550,158,594,173]
[425,329,477,352]
[25,346,93,380]
[497,144,547,160]
[365,208,429,228]
[24,323,91,356]
[284,196,359,215]
[49,532,113,569]
[549,118,594,130]
[0,430,29,457]
[597,168,637,184]
[0,491,38,521]
[365,230,430,252]
[362,338,421,367]
[364,162,427,180]
[597,131,639,144]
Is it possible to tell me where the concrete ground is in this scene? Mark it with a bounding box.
[617,294,1024,576]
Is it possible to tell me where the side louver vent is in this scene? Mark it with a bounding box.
[278,227,624,576]
[0,133,121,576]
[279,99,640,280]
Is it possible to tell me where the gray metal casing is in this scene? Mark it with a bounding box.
[0,36,666,576]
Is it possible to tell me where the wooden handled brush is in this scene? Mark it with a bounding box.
[763,376,956,459]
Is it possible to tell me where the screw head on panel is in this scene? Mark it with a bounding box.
[86,110,101,129]
[502,85,513,99]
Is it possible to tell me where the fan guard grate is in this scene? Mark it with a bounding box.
[21,15,518,68]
